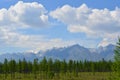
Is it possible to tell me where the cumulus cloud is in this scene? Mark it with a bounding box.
[50,4,120,46]
[97,33,119,47]
[0,27,77,52]
[0,1,78,53]
[50,4,120,37]
[1,2,119,52]
[0,1,49,28]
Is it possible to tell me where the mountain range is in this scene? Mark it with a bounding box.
[0,44,115,62]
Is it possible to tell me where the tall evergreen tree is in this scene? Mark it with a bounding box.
[112,38,120,80]
[60,59,67,73]
[0,62,3,74]
[9,59,16,79]
[21,58,28,78]
[39,57,48,73]
[28,61,32,73]
[47,58,53,72]
[33,58,38,79]
[18,59,22,73]
[3,58,8,79]
[68,60,73,72]
[53,59,60,73]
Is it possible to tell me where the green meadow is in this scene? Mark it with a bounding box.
[0,72,112,80]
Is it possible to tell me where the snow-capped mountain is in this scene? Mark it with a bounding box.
[0,44,115,62]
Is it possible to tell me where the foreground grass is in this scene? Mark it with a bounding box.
[0,72,112,80]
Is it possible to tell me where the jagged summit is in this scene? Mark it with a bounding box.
[0,44,115,62]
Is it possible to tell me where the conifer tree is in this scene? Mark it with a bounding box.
[9,59,16,79]
[0,62,3,73]
[40,57,47,72]
[68,60,73,72]
[3,58,8,79]
[18,59,22,73]
[54,59,60,73]
[112,38,120,80]
[22,58,28,78]
[28,61,32,73]
[60,59,67,73]
[33,58,38,79]
[47,58,53,72]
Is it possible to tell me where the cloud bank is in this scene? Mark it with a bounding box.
[50,4,120,46]
[0,27,77,53]
[0,1,49,28]
[0,2,119,53]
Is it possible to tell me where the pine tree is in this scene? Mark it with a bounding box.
[3,58,8,79]
[91,61,95,75]
[21,58,28,78]
[40,57,47,72]
[18,59,22,73]
[60,59,67,73]
[9,59,16,79]
[47,58,53,72]
[0,62,3,74]
[53,59,60,73]
[33,58,38,79]
[68,60,73,72]
[28,61,33,73]
[112,38,120,80]
[47,58,54,79]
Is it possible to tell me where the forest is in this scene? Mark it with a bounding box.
[0,58,113,80]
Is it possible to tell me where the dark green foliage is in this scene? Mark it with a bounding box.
[33,58,38,73]
[22,58,28,73]
[47,71,54,79]
[17,59,22,73]
[9,59,16,73]
[60,59,67,73]
[0,62,3,73]
[8,59,16,79]
[0,58,113,74]
[3,58,8,78]
[27,61,32,73]
[68,60,73,72]
[33,58,38,78]
[114,38,120,62]
[0,57,113,80]
[112,38,120,80]
[47,58,53,72]
[53,59,60,73]
[39,57,47,72]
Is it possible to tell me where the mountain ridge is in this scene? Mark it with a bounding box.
[0,44,115,62]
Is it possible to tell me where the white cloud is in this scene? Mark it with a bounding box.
[98,38,115,47]
[50,4,120,39]
[1,2,119,53]
[0,27,77,52]
[97,33,119,47]
[0,1,49,28]
[0,1,78,53]
[50,4,120,34]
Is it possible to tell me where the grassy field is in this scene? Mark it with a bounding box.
[0,72,112,80]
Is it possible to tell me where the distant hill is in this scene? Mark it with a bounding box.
[0,44,115,62]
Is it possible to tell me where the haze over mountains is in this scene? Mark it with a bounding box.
[0,44,115,62]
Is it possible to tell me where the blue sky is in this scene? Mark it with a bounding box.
[0,0,120,10]
[0,0,120,53]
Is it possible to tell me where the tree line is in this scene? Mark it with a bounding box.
[0,57,113,79]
